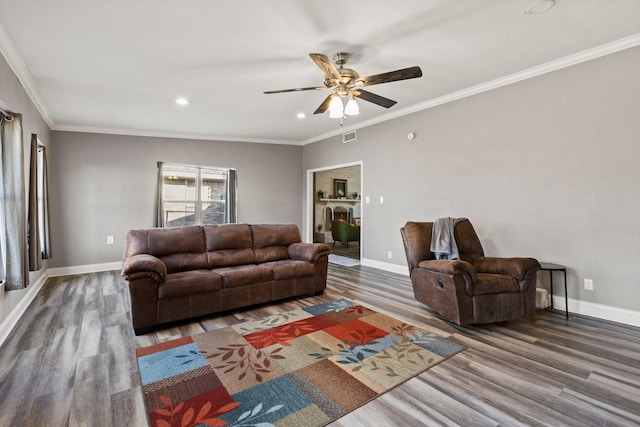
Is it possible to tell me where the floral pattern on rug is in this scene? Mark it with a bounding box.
[136,299,465,427]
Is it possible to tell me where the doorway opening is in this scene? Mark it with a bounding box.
[308,162,362,261]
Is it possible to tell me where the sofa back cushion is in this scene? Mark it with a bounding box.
[251,224,301,263]
[143,226,209,273]
[204,224,256,267]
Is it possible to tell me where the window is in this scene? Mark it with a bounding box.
[158,163,237,227]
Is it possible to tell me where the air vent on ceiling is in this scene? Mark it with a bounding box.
[342,130,357,144]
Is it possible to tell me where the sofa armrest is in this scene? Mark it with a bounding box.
[122,254,167,283]
[417,259,478,283]
[288,243,331,262]
[473,257,540,280]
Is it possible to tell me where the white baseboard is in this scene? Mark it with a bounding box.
[47,261,122,277]
[554,295,640,328]
[365,260,640,328]
[0,271,49,347]
[361,257,409,276]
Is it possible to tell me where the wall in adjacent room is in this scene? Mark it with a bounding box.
[49,132,303,268]
[302,46,640,315]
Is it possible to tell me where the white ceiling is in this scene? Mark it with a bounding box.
[1,1,639,145]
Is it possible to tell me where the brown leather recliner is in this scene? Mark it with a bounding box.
[400,220,540,325]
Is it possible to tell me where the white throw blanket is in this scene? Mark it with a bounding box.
[430,217,467,260]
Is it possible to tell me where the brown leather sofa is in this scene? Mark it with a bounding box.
[400,220,540,325]
[122,223,330,335]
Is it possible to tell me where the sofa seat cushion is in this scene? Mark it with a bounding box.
[262,260,315,280]
[158,270,222,299]
[472,273,520,296]
[213,265,273,288]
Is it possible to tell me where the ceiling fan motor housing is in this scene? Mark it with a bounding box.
[332,52,351,66]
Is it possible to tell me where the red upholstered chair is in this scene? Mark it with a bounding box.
[400,219,540,325]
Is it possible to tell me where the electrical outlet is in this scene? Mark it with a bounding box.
[107,235,114,245]
[584,278,593,290]
[379,196,384,204]
[365,196,370,204]
[387,251,393,259]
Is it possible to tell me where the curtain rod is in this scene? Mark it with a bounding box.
[0,106,14,120]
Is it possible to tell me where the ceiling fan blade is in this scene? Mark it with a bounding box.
[354,90,397,108]
[309,53,341,82]
[314,94,334,114]
[355,66,422,87]
[263,86,326,94]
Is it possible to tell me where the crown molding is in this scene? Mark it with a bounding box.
[300,33,640,146]
[52,124,301,146]
[1,20,637,146]
[0,22,54,127]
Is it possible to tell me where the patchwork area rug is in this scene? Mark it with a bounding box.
[136,299,465,427]
[328,254,360,267]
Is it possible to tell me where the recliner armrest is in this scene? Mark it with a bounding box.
[417,259,478,282]
[288,243,331,262]
[122,254,167,282]
[473,257,540,280]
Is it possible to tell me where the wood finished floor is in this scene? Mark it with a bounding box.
[1,265,639,427]
[330,241,360,260]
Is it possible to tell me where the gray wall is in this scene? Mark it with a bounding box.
[303,46,640,312]
[3,41,639,321]
[48,132,302,268]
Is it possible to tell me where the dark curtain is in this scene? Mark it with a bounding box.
[155,162,164,227]
[28,134,40,270]
[226,169,237,223]
[28,134,52,271]
[39,143,52,259]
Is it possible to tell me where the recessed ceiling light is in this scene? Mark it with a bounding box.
[525,0,556,14]
[296,112,307,119]
[175,97,190,105]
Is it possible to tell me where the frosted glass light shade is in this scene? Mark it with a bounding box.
[329,96,344,118]
[344,98,359,116]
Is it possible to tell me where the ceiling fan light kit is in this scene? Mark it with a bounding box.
[344,97,359,116]
[264,52,422,120]
[329,96,344,118]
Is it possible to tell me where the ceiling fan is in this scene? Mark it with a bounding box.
[263,52,422,118]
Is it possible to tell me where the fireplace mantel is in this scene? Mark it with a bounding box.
[318,198,360,204]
